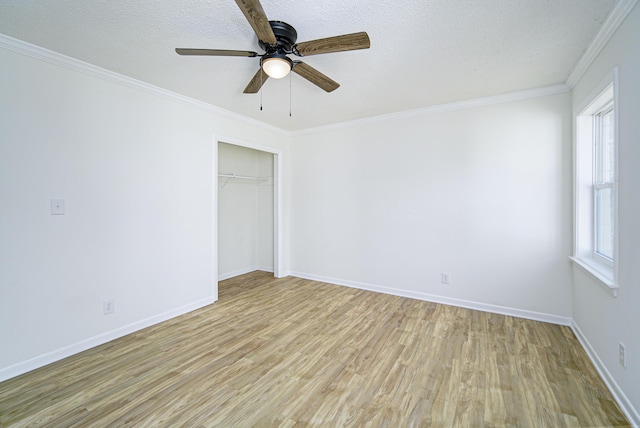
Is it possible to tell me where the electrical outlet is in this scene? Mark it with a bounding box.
[619,342,626,368]
[103,299,115,315]
[51,199,65,215]
[441,272,450,285]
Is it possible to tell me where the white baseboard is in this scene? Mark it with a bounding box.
[288,271,572,326]
[218,266,274,281]
[0,296,216,383]
[572,321,640,427]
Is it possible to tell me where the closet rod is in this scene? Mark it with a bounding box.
[218,173,264,181]
[218,173,271,190]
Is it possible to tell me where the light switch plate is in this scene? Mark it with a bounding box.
[51,199,65,215]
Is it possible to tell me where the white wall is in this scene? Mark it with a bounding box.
[2,10,637,418]
[0,42,290,380]
[570,3,640,423]
[290,92,573,322]
[218,142,274,278]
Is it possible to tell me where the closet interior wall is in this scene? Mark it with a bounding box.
[218,142,274,280]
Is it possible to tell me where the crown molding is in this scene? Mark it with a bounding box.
[565,0,638,88]
[8,15,621,138]
[292,84,570,136]
[0,33,287,136]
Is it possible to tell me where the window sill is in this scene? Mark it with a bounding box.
[570,256,618,297]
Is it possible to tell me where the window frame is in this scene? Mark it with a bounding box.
[572,68,619,296]
[592,103,615,263]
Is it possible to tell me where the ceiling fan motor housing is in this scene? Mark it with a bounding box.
[259,21,297,54]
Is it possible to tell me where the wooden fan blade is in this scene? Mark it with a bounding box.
[294,32,370,57]
[234,0,277,44]
[175,48,258,57]
[292,62,340,92]
[243,68,269,93]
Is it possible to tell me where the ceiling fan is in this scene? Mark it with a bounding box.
[176,0,370,94]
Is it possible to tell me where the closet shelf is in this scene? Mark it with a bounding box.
[218,173,272,189]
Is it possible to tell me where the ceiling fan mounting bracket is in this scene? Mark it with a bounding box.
[259,21,297,54]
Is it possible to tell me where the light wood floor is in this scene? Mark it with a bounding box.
[0,271,629,427]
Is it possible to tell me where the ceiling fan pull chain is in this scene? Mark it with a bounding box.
[289,71,292,117]
[260,70,263,111]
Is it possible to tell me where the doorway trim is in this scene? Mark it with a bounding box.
[213,135,284,296]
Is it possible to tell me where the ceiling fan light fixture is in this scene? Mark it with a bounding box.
[261,54,293,79]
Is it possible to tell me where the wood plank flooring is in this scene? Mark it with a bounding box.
[0,271,629,427]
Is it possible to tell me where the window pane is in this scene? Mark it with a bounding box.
[602,109,615,182]
[595,187,614,260]
[597,108,615,184]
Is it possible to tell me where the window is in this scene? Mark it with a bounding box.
[593,104,614,261]
[573,71,618,295]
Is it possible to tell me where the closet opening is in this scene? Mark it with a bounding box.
[216,140,282,289]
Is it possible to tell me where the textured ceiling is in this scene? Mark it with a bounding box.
[0,0,617,131]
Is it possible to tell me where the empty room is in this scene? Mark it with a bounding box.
[1,0,639,426]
